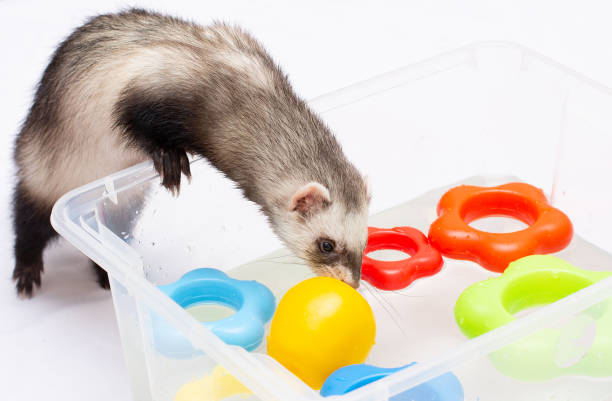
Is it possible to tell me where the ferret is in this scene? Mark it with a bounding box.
[12,9,370,297]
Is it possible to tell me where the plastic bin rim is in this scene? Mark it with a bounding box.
[50,40,612,401]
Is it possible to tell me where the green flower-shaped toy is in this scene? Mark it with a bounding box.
[455,255,612,381]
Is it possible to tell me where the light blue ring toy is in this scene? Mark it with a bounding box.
[320,363,464,401]
[153,268,276,358]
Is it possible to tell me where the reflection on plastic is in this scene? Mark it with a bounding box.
[455,255,612,380]
[554,314,597,368]
[174,366,250,401]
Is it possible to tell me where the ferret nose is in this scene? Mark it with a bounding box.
[351,265,362,289]
[344,272,360,289]
[347,253,363,285]
[334,270,360,289]
[348,279,360,289]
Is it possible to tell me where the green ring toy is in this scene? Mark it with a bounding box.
[455,255,612,381]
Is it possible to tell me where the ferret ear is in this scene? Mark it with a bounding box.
[289,182,331,217]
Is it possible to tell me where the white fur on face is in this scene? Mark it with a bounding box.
[309,203,368,252]
[272,189,369,287]
[315,204,368,282]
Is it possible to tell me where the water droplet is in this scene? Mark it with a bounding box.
[151,242,156,246]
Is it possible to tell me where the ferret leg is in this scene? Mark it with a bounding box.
[150,148,191,195]
[12,182,57,297]
[92,262,110,289]
[114,91,196,195]
[91,190,147,291]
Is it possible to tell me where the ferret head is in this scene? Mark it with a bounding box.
[273,180,370,288]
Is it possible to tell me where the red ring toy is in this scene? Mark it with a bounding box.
[428,182,573,273]
[362,226,444,290]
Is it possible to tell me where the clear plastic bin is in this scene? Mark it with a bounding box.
[51,42,612,401]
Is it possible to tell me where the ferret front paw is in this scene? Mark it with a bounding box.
[13,262,43,297]
[151,148,191,195]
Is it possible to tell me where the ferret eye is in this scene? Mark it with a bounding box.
[318,239,335,253]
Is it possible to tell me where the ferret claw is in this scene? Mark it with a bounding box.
[13,263,43,298]
[152,148,192,195]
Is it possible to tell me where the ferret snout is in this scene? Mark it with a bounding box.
[347,279,360,289]
[347,267,362,289]
[326,264,361,289]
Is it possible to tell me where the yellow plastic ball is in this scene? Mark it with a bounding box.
[267,277,376,389]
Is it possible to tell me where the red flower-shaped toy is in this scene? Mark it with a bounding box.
[362,226,444,290]
[428,183,573,273]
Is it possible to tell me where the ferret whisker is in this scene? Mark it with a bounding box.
[254,254,299,262]
[265,253,295,259]
[251,262,306,270]
[370,286,409,337]
[257,260,307,266]
[359,282,410,337]
[387,291,428,298]
[361,281,428,297]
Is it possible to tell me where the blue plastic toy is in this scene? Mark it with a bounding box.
[153,268,276,358]
[320,363,464,401]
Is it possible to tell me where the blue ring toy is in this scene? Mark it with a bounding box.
[320,363,464,401]
[153,268,276,358]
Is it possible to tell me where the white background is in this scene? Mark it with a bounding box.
[1,1,612,400]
